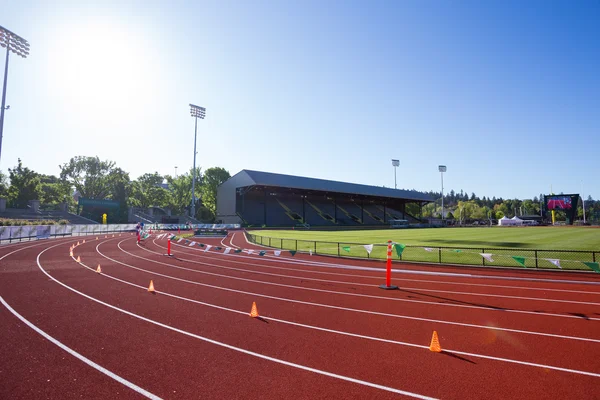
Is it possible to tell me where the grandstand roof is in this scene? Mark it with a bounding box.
[236,170,434,202]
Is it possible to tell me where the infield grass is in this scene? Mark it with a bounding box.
[247,227,600,270]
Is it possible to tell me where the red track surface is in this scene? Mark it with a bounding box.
[1,231,600,399]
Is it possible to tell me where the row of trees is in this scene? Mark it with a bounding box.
[2,158,597,224]
[417,190,599,223]
[0,157,231,223]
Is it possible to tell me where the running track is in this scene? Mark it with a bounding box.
[1,231,599,399]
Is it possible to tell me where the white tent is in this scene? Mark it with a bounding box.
[498,216,515,226]
[511,216,524,225]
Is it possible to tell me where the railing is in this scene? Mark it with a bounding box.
[0,224,138,244]
[246,233,599,272]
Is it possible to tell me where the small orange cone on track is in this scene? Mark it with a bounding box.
[148,280,155,293]
[69,251,73,257]
[96,237,99,240]
[430,331,442,352]
[82,239,86,244]
[96,265,102,273]
[250,302,259,318]
[77,241,80,246]
[76,256,81,263]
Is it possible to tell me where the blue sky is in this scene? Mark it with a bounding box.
[1,0,598,200]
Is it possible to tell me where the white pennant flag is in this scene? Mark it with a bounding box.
[204,244,212,252]
[547,259,561,269]
[224,247,231,254]
[189,241,196,246]
[480,253,494,262]
[274,250,281,256]
[364,244,373,254]
[247,249,254,255]
[177,238,183,243]
[423,247,434,252]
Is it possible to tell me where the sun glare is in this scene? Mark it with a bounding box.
[45,19,157,126]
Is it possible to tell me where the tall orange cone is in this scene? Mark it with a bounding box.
[96,265,102,273]
[76,256,81,263]
[249,302,259,318]
[148,280,155,293]
[429,331,442,352]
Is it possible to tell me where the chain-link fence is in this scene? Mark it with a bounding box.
[247,233,599,272]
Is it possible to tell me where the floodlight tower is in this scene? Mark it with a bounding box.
[438,165,446,222]
[189,103,206,219]
[392,159,399,189]
[0,25,30,164]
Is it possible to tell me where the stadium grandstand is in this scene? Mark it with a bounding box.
[216,170,434,227]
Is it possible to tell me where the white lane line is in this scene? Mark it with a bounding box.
[0,296,162,399]
[99,240,600,343]
[238,232,600,287]
[79,250,600,378]
[38,245,437,400]
[140,239,600,323]
[223,234,600,295]
[163,240,600,306]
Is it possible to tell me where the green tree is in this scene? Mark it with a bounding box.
[165,173,194,216]
[132,173,170,208]
[59,156,119,199]
[7,159,43,208]
[39,174,72,205]
[0,170,8,197]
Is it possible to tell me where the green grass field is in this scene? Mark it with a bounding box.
[247,227,600,271]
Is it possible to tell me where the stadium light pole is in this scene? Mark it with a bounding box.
[189,103,206,219]
[0,25,30,164]
[439,165,446,223]
[392,159,399,189]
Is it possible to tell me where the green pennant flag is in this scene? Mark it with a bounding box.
[453,249,462,253]
[215,247,222,251]
[289,250,297,256]
[512,256,526,267]
[342,246,351,252]
[234,249,242,253]
[394,243,406,257]
[259,251,266,256]
[583,262,600,273]
[199,243,205,247]
[185,240,190,244]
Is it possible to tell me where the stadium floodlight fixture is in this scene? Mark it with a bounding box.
[189,103,206,219]
[438,165,446,222]
[391,159,399,189]
[0,25,30,164]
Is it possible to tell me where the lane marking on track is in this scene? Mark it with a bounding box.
[79,248,600,378]
[163,240,600,306]
[138,238,600,323]
[37,244,437,400]
[0,296,162,400]
[97,240,600,342]
[237,232,600,287]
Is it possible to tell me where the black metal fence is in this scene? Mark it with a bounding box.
[247,233,599,272]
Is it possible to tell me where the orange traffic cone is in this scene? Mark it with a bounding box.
[250,302,259,318]
[429,331,442,352]
[96,237,99,240]
[96,265,102,273]
[148,280,155,293]
[76,256,81,263]
[77,241,80,246]
[82,239,86,244]
[69,251,73,257]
